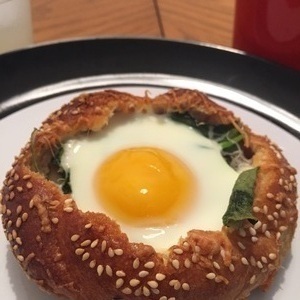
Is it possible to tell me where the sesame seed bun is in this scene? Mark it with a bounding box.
[0,89,298,300]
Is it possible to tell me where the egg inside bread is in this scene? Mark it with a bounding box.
[59,114,245,250]
[0,89,297,300]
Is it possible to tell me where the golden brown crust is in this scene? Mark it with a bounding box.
[0,89,298,300]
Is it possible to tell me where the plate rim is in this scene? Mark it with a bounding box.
[1,37,300,118]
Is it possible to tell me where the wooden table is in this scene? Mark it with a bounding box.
[31,0,235,48]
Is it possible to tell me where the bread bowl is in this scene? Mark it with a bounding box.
[0,88,298,299]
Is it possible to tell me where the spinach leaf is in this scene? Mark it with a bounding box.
[52,147,72,194]
[170,112,243,152]
[222,167,258,227]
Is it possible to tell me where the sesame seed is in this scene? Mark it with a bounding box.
[20,213,28,222]
[257,261,263,269]
[82,252,90,261]
[172,259,180,269]
[273,212,279,219]
[148,281,158,289]
[75,248,85,256]
[269,253,277,260]
[91,239,99,248]
[276,232,281,240]
[250,256,256,267]
[16,237,22,245]
[89,260,96,268]
[133,258,140,269]
[251,236,258,243]
[267,193,274,199]
[238,242,246,250]
[279,226,288,232]
[268,263,276,270]
[206,273,216,280]
[101,240,107,252]
[183,241,190,250]
[116,270,126,277]
[169,279,180,288]
[159,297,167,300]
[106,265,113,277]
[7,233,12,241]
[16,205,22,215]
[261,256,268,263]
[134,288,142,297]
[7,220,12,228]
[241,257,249,265]
[213,261,220,270]
[26,182,33,189]
[12,229,17,239]
[250,275,256,285]
[85,223,92,229]
[51,217,59,224]
[194,245,200,253]
[64,198,73,205]
[156,273,166,281]
[16,217,22,228]
[220,249,226,259]
[81,240,92,247]
[116,278,124,288]
[139,270,149,278]
[71,234,80,242]
[249,227,256,236]
[184,258,191,268]
[63,207,73,213]
[263,205,268,214]
[253,221,261,230]
[253,206,260,213]
[9,191,15,200]
[144,261,155,269]
[265,230,271,238]
[108,247,115,257]
[229,263,235,272]
[114,249,124,256]
[152,288,160,295]
[262,223,267,233]
[182,283,190,291]
[192,253,198,263]
[267,215,274,221]
[130,279,140,287]
[17,255,24,262]
[122,287,132,295]
[173,248,183,255]
[143,286,151,296]
[16,186,23,192]
[280,210,286,218]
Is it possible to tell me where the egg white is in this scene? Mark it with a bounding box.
[61,114,240,251]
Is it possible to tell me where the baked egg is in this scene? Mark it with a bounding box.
[60,114,241,251]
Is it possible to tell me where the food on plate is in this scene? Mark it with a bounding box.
[0,89,298,300]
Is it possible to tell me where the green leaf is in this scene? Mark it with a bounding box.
[52,146,72,194]
[170,112,243,152]
[222,167,258,227]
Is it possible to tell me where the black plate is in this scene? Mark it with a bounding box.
[0,37,300,118]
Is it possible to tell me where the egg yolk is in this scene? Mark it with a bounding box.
[94,147,196,226]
